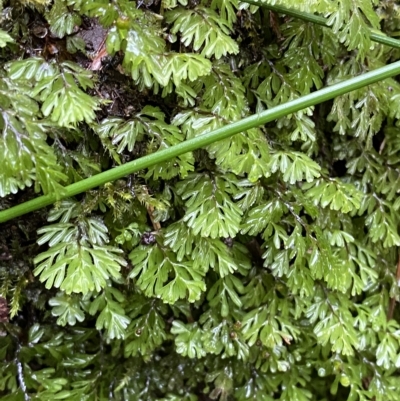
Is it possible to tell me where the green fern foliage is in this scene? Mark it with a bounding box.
[2,0,400,400]
[0,29,13,47]
[33,200,127,293]
[165,7,239,59]
[0,73,67,197]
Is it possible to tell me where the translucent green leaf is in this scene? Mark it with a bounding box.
[0,29,14,47]
[171,321,206,358]
[46,0,82,38]
[49,293,87,326]
[176,173,242,239]
[269,151,321,184]
[166,6,239,59]
[304,178,362,213]
[129,243,206,303]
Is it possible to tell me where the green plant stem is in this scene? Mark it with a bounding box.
[1,61,400,223]
[244,1,400,49]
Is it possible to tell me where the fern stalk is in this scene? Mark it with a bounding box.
[1,60,400,223]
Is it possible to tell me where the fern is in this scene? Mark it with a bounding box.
[2,0,400,400]
[165,7,239,59]
[129,241,206,303]
[8,58,101,127]
[95,106,195,179]
[33,201,127,294]
[0,74,67,196]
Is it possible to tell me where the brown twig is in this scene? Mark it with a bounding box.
[147,203,161,231]
[88,37,108,71]
[387,253,400,321]
[0,297,9,323]
[269,11,283,42]
[143,187,161,232]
